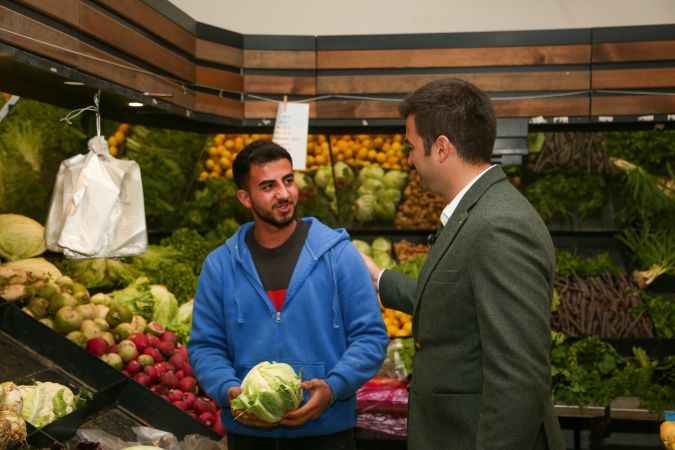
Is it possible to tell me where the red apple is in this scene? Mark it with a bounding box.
[160,371,179,388]
[198,412,214,427]
[182,392,196,409]
[143,365,158,381]
[125,359,142,374]
[158,341,175,357]
[168,389,183,402]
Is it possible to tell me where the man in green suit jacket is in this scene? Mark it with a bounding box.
[361,79,566,450]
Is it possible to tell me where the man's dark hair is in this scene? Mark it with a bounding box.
[399,78,496,164]
[232,140,293,189]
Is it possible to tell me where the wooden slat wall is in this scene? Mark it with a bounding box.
[14,0,80,27]
[195,39,243,68]
[318,71,590,94]
[244,50,315,69]
[317,45,590,69]
[244,74,316,95]
[593,40,675,63]
[93,0,195,55]
[591,95,675,116]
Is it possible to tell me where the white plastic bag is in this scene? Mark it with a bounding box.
[45,135,147,258]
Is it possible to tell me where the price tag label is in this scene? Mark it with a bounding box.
[272,102,309,170]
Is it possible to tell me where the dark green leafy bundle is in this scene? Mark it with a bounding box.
[0,99,86,221]
[620,225,675,288]
[160,228,220,275]
[552,336,624,407]
[555,250,621,277]
[182,178,249,231]
[603,129,675,175]
[524,173,607,224]
[639,356,675,414]
[124,126,206,230]
[611,158,675,223]
[640,293,675,338]
[129,245,196,304]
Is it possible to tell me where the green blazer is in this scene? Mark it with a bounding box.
[380,166,565,450]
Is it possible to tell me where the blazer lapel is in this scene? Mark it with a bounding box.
[413,166,507,318]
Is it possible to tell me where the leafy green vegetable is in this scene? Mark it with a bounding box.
[620,225,675,288]
[19,382,77,427]
[603,129,675,175]
[525,173,607,224]
[168,299,193,343]
[391,255,427,280]
[230,361,303,423]
[640,293,675,338]
[552,337,624,407]
[0,99,86,221]
[555,250,620,277]
[149,284,178,326]
[182,178,248,231]
[124,126,206,231]
[160,229,218,275]
[0,214,46,261]
[60,258,139,290]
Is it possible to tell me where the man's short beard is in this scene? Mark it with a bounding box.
[252,202,296,229]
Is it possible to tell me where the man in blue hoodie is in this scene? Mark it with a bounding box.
[189,140,389,450]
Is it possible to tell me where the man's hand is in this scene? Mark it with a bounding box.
[228,386,277,428]
[280,379,333,427]
[359,252,383,291]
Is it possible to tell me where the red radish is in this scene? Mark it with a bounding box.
[175,370,185,380]
[169,353,186,370]
[158,341,175,357]
[182,365,194,377]
[143,347,164,362]
[117,340,138,363]
[172,400,188,411]
[144,365,158,381]
[126,360,142,374]
[160,331,177,344]
[129,333,149,352]
[182,392,196,409]
[86,337,109,357]
[160,371,179,388]
[138,354,154,367]
[155,362,172,375]
[133,373,151,386]
[168,389,183,402]
[148,335,161,347]
[178,376,197,393]
[198,412,214,427]
[193,397,213,415]
[176,345,188,356]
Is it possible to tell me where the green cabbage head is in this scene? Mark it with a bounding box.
[230,361,303,423]
[0,214,46,261]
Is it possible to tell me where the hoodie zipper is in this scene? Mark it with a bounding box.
[275,311,281,323]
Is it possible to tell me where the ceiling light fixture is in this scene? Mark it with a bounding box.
[63,81,85,86]
[128,102,144,107]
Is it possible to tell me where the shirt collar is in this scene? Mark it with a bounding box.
[440,165,496,226]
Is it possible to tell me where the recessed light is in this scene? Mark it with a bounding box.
[63,81,85,86]
[128,102,144,107]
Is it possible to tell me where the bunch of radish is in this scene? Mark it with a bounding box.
[85,327,224,435]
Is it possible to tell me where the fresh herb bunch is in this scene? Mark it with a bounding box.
[525,173,607,224]
[552,336,625,407]
[620,225,675,288]
[556,250,621,277]
[603,130,675,175]
[639,293,675,339]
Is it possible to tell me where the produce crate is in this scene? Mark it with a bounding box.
[114,378,220,441]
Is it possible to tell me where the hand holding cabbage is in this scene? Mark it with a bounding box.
[228,361,332,427]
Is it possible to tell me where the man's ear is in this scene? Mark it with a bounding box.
[236,189,252,209]
[434,135,455,163]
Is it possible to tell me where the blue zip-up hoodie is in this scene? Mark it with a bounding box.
[189,217,388,438]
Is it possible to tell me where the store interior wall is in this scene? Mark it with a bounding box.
[168,0,675,35]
